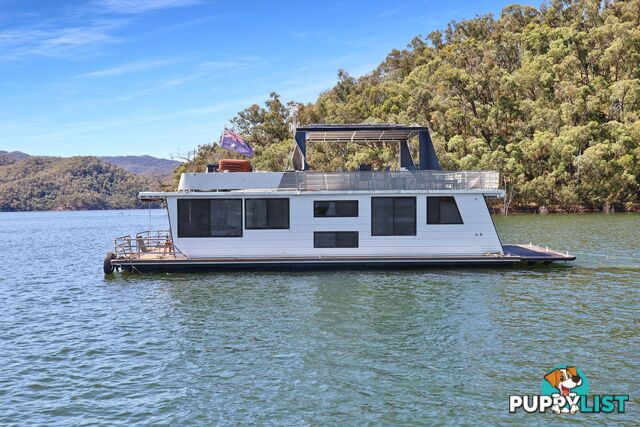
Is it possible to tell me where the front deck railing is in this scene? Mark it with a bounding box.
[114,230,180,259]
[278,170,500,192]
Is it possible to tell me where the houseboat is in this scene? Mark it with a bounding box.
[103,124,575,274]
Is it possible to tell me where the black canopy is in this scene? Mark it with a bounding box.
[293,124,441,171]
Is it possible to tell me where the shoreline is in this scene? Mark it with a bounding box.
[0,207,166,213]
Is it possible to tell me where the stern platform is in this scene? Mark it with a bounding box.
[501,243,576,264]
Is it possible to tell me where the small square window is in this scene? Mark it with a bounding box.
[314,231,359,248]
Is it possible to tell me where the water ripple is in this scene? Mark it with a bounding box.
[0,211,638,425]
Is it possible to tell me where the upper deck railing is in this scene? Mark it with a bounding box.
[278,170,499,192]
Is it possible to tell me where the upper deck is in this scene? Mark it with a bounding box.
[139,170,503,200]
[140,124,504,200]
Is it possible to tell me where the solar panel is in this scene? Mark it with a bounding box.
[297,124,427,143]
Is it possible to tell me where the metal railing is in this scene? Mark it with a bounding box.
[114,229,179,259]
[278,170,500,192]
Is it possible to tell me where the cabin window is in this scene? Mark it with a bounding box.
[210,199,243,237]
[245,198,289,229]
[177,199,211,237]
[427,197,463,224]
[178,199,243,237]
[314,231,359,248]
[371,197,416,236]
[314,200,358,217]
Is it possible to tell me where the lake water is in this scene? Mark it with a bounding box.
[0,210,638,425]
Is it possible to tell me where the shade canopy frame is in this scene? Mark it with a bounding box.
[292,124,441,171]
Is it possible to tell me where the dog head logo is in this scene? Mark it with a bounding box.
[541,366,589,414]
[544,367,582,397]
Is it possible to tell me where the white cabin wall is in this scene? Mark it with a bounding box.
[422,194,502,255]
[168,193,503,258]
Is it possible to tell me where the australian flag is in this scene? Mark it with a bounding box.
[219,128,254,157]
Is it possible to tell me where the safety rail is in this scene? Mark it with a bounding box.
[114,230,179,259]
[278,170,500,192]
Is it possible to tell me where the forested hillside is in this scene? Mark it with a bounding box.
[0,156,159,211]
[180,0,640,212]
[99,155,180,176]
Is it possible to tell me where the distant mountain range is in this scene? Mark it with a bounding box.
[98,155,180,176]
[0,151,180,176]
[0,151,32,165]
[0,151,180,211]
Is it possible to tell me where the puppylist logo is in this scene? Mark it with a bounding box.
[509,365,629,415]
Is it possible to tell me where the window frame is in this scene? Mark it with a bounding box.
[371,196,417,236]
[244,198,290,230]
[313,200,359,218]
[426,196,464,225]
[313,231,359,248]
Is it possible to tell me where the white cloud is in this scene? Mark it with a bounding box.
[376,9,400,18]
[0,19,126,60]
[74,57,181,78]
[0,0,206,60]
[97,0,203,14]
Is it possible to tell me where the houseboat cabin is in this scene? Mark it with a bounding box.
[104,124,574,273]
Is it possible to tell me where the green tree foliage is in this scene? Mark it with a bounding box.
[173,92,297,182]
[0,156,160,211]
[180,0,640,212]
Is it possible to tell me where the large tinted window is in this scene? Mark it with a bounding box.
[427,197,463,224]
[211,199,243,236]
[245,198,289,229]
[371,197,416,236]
[314,200,358,217]
[177,199,242,237]
[178,199,210,237]
[314,231,359,248]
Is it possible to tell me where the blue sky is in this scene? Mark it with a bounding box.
[0,0,538,159]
